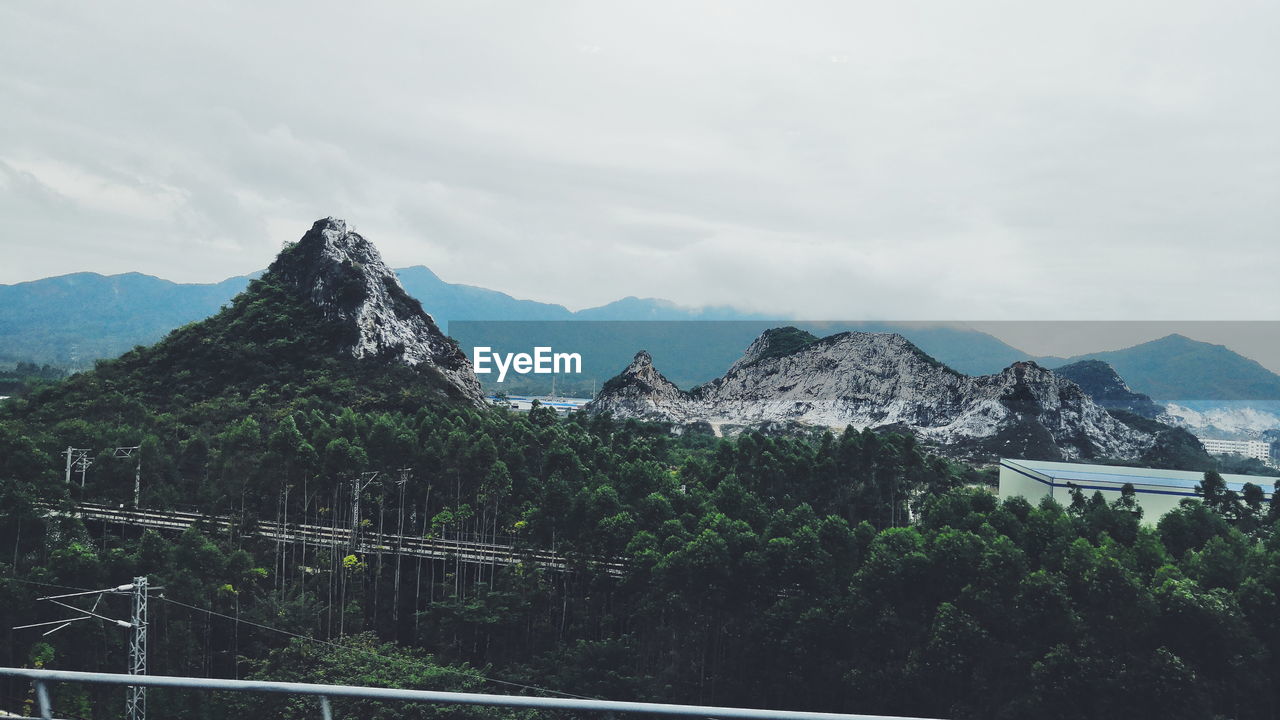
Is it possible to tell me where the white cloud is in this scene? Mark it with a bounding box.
[0,1,1276,320]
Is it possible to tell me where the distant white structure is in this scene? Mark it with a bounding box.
[1199,438,1273,464]
[999,458,1278,523]
[487,395,591,414]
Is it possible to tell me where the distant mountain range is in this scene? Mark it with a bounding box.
[0,271,257,366]
[4,268,1279,403]
[1042,334,1280,402]
[395,266,773,326]
[0,267,770,368]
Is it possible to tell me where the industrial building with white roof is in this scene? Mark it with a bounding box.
[999,458,1280,523]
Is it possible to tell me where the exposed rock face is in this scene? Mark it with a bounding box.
[594,350,689,421]
[587,329,1155,460]
[1054,359,1162,418]
[958,361,1153,459]
[268,218,484,404]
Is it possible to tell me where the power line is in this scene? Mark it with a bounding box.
[155,596,596,700]
[4,577,98,594]
[9,577,154,720]
[7,577,593,700]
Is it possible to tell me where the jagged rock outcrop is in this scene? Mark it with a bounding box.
[593,350,689,421]
[587,328,1155,460]
[955,361,1153,459]
[1054,359,1163,418]
[270,218,484,405]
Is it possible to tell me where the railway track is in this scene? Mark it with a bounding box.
[44,502,627,576]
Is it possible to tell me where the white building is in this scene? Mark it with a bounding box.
[998,458,1278,523]
[1199,437,1273,464]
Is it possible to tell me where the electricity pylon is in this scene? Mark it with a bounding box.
[125,576,147,720]
[13,579,155,720]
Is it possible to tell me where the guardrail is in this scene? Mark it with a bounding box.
[0,667,941,720]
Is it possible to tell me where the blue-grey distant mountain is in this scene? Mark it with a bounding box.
[394,267,773,328]
[1044,334,1280,401]
[573,296,774,321]
[394,265,573,328]
[0,267,771,367]
[0,271,255,366]
[1053,359,1163,417]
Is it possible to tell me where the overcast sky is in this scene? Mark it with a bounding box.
[2,2,1278,325]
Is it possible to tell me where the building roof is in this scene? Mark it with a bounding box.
[1001,458,1279,497]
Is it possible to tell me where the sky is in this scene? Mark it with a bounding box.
[2,1,1278,324]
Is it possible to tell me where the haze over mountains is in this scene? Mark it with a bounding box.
[3,265,1279,405]
[0,266,770,368]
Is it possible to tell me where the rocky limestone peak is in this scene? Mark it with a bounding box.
[965,360,1152,459]
[728,326,819,374]
[589,326,1159,460]
[628,349,656,372]
[986,361,1088,415]
[586,350,691,421]
[267,217,484,405]
[611,350,684,395]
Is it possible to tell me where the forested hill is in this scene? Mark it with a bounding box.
[5,219,483,431]
[5,394,1280,719]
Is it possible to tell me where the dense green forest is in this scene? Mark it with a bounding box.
[5,397,1280,718]
[0,363,68,396]
[4,273,1280,719]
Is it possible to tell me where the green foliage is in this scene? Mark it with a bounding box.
[230,634,534,720]
[739,326,819,367]
[0,362,69,395]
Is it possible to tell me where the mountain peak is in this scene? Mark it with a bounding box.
[728,326,819,373]
[267,217,483,404]
[587,350,689,421]
[1054,359,1163,418]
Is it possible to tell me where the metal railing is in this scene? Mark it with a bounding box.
[0,667,942,720]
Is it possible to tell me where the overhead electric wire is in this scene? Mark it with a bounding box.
[4,577,98,594]
[155,595,596,700]
[7,576,595,701]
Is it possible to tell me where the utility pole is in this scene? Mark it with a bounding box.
[393,468,409,632]
[60,445,139,500]
[126,576,148,720]
[114,446,142,507]
[14,579,156,720]
[62,447,92,487]
[351,472,379,549]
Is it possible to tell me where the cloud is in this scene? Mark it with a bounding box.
[0,1,1277,321]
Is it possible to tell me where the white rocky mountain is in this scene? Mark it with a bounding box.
[588,327,1155,459]
[269,217,485,405]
